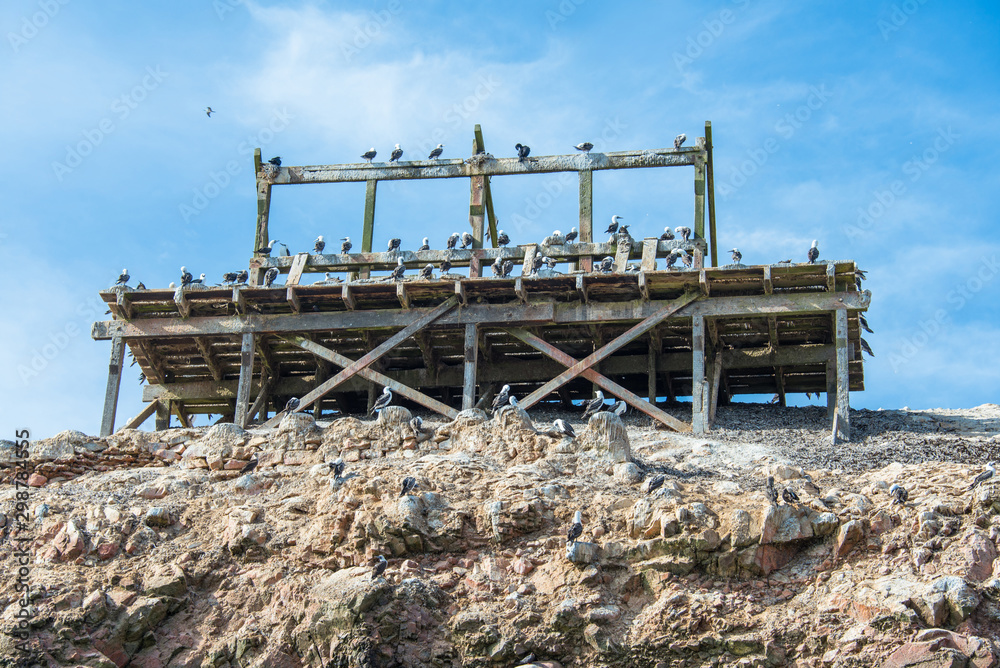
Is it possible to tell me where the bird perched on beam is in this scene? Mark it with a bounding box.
[730,248,742,264]
[389,144,403,162]
[236,270,248,284]
[499,259,514,278]
[390,257,405,281]
[222,271,239,284]
[361,148,377,162]
[598,256,614,273]
[261,157,281,179]
[605,215,623,234]
[446,233,460,249]
[428,144,444,159]
[497,230,510,247]
[387,237,401,252]
[180,267,193,286]
[419,264,433,280]
[574,142,594,153]
[116,268,129,286]
[440,258,452,274]
[341,237,352,254]
[256,239,279,255]
[567,511,583,545]
[460,232,474,249]
[263,267,279,287]
[808,240,819,264]
[969,462,996,490]
[565,227,579,244]
[660,227,675,241]
[675,226,691,242]
[665,248,685,269]
[400,476,418,497]
[418,237,430,251]
[582,390,605,419]
[370,387,392,415]
[515,143,530,162]
[312,236,325,254]
[674,133,687,149]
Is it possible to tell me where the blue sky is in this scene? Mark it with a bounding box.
[2,0,998,438]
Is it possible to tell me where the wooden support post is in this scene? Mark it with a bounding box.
[833,308,850,441]
[638,272,649,301]
[463,323,478,410]
[647,335,658,403]
[575,275,589,303]
[514,276,528,304]
[234,333,256,428]
[469,162,486,252]
[341,284,356,310]
[252,148,272,287]
[286,253,309,286]
[613,240,631,273]
[691,315,707,434]
[99,336,125,437]
[155,400,170,431]
[705,121,718,267]
[826,263,836,293]
[640,238,658,272]
[522,245,538,277]
[286,286,301,314]
[775,366,787,407]
[232,286,247,315]
[473,124,499,246]
[396,283,410,309]
[579,171,593,272]
[699,269,709,296]
[694,156,706,241]
[709,355,722,426]
[826,359,837,419]
[360,179,377,279]
[173,288,191,318]
[763,266,773,295]
[122,400,159,431]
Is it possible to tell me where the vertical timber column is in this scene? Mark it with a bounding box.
[469,175,486,272]
[705,121,718,267]
[578,170,593,272]
[694,156,706,241]
[826,359,837,418]
[463,323,478,410]
[360,179,377,279]
[473,125,499,246]
[691,316,707,434]
[252,148,271,286]
[99,336,126,437]
[235,333,256,428]
[647,337,658,404]
[155,400,170,431]
[834,309,851,441]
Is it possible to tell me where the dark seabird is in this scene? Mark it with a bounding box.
[542,256,557,270]
[390,257,405,281]
[553,419,576,438]
[138,372,146,384]
[647,474,665,494]
[665,249,684,269]
[409,416,424,438]
[240,456,259,474]
[500,259,514,278]
[567,511,583,544]
[441,258,452,274]
[329,458,345,479]
[180,266,193,286]
[616,225,631,242]
[782,488,800,504]
[341,237,353,254]
[889,483,907,505]
[205,107,215,117]
[446,233,460,249]
[515,143,530,162]
[136,281,146,290]
[388,237,401,252]
[268,157,282,167]
[860,338,874,357]
[769,394,781,405]
[969,462,996,490]
[605,215,623,234]
[660,227,675,241]
[807,240,819,264]
[613,400,627,417]
[491,261,502,277]
[263,267,279,287]
[314,236,326,253]
[802,473,821,496]
[675,226,691,242]
[222,271,239,284]
[361,148,377,163]
[565,227,579,243]
[765,476,779,505]
[681,252,693,269]
[859,314,873,334]
[389,144,403,162]
[279,243,291,257]
[492,384,511,412]
[575,142,594,153]
[428,144,444,159]
[236,269,248,284]
[418,237,430,251]
[256,239,279,255]
[582,390,605,419]
[192,272,206,283]
[460,232,474,249]
[531,255,544,274]
[497,230,510,246]
[116,268,129,286]
[400,476,418,497]
[369,386,392,415]
[598,256,614,273]
[419,264,433,280]
[674,133,687,149]
[730,248,742,264]
[285,397,300,412]
[371,555,388,580]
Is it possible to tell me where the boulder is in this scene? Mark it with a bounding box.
[584,412,630,462]
[613,462,642,485]
[834,519,864,559]
[377,405,412,426]
[960,530,998,582]
[760,504,813,544]
[566,541,601,564]
[931,576,981,627]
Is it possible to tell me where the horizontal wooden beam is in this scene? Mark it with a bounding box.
[266,147,704,185]
[93,291,871,341]
[121,399,159,431]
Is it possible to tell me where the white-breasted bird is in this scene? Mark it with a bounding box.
[372,555,388,580]
[552,419,576,438]
[341,237,352,253]
[418,237,430,251]
[808,240,819,264]
[116,268,129,286]
[492,384,511,413]
[605,215,623,234]
[674,133,687,149]
[428,144,444,159]
[460,232,474,249]
[574,142,594,153]
[582,390,605,419]
[969,462,997,490]
[567,511,583,544]
[565,227,579,243]
[660,227,675,241]
[446,233,460,249]
[390,144,403,162]
[370,387,392,415]
[390,257,405,281]
[314,236,325,253]
[675,226,691,241]
[361,148,377,162]
[730,248,742,264]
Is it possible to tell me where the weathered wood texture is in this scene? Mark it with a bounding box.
[99,336,126,437]
[234,333,255,428]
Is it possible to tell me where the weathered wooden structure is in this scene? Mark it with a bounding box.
[93,123,870,441]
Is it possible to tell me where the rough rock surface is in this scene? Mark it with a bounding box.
[1,403,999,667]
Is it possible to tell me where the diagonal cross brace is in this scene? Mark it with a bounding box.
[517,291,701,408]
[507,328,690,432]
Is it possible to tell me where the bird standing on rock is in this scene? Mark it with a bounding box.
[567,511,583,545]
[492,384,511,413]
[369,387,393,415]
[889,484,907,505]
[239,457,259,475]
[782,488,800,504]
[552,419,576,438]
[400,476,418,497]
[646,474,665,494]
[969,462,997,490]
[328,458,345,479]
[765,476,779,505]
[582,390,605,419]
[285,397,300,412]
[372,555,388,580]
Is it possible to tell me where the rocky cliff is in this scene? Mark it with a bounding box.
[1,403,999,668]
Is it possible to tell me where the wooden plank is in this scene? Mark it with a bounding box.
[455,280,467,306]
[195,338,223,382]
[638,272,649,301]
[647,334,659,403]
[826,359,836,419]
[99,336,126,437]
[286,286,301,314]
[115,290,133,319]
[234,333,256,428]
[518,291,701,407]
[575,274,589,303]
[691,315,706,434]
[122,400,158,431]
[286,253,309,286]
[694,247,704,270]
[834,308,850,441]
[173,288,190,319]
[279,337,460,419]
[396,283,410,309]
[248,373,275,423]
[699,269,709,296]
[155,400,170,430]
[232,286,247,315]
[640,238,658,272]
[341,284,356,310]
[694,156,706,240]
[253,148,271,258]
[579,170,593,272]
[470,174,485,252]
[473,125,499,246]
[705,121,718,267]
[514,276,528,304]
[775,366,786,407]
[613,240,631,273]
[522,244,538,277]
[767,316,779,350]
[361,179,377,279]
[506,328,690,432]
[826,263,836,293]
[463,323,478,410]
[709,355,722,425]
[763,266,773,295]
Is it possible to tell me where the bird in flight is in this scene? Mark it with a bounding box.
[205,107,215,117]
